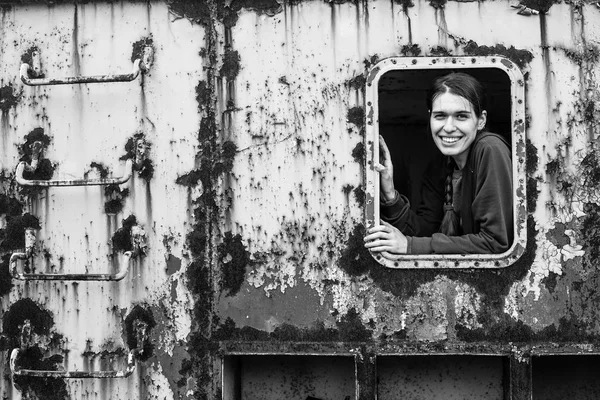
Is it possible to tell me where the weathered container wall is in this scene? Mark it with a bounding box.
[0,0,599,399]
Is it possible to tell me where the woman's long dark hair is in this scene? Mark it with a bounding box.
[427,72,487,236]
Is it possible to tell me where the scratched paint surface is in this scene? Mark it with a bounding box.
[0,0,599,399]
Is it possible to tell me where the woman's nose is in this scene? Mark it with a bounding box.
[443,117,456,132]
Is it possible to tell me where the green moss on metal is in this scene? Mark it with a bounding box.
[337,308,372,341]
[2,298,53,340]
[0,84,20,112]
[345,74,366,92]
[579,203,600,270]
[212,317,270,341]
[123,304,156,362]
[90,161,110,179]
[545,158,561,176]
[213,308,372,342]
[0,194,24,218]
[104,184,130,215]
[0,213,41,252]
[19,128,55,193]
[526,140,540,213]
[428,0,446,8]
[196,80,211,105]
[0,254,12,296]
[347,107,365,128]
[400,43,422,57]
[270,321,339,341]
[218,232,249,297]
[353,186,365,206]
[111,214,137,253]
[556,44,600,66]
[520,0,558,13]
[121,133,154,181]
[13,348,69,400]
[137,158,155,181]
[351,142,365,163]
[220,49,241,80]
[393,0,414,10]
[463,41,534,69]
[213,141,237,176]
[540,271,559,293]
[3,299,67,399]
[338,224,379,276]
[131,36,153,63]
[429,46,452,57]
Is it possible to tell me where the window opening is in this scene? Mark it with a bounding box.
[532,355,600,399]
[377,355,505,400]
[222,355,356,400]
[365,57,527,269]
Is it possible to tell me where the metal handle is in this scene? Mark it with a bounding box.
[20,47,153,86]
[10,349,136,378]
[11,251,133,281]
[15,159,133,187]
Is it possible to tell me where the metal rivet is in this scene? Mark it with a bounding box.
[412,59,417,65]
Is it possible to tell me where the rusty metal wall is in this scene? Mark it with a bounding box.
[0,0,599,399]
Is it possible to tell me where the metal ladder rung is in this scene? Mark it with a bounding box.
[10,349,136,379]
[16,159,133,187]
[11,251,133,281]
[20,46,153,86]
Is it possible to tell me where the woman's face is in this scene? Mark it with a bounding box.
[430,91,487,169]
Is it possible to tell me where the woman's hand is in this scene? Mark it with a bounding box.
[364,220,408,254]
[376,135,396,202]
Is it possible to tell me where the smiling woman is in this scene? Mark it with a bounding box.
[364,72,513,255]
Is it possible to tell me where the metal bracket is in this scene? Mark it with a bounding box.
[20,46,153,86]
[10,348,136,379]
[11,242,133,281]
[16,158,133,187]
[9,316,148,379]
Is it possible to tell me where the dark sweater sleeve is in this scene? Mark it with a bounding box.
[380,156,445,237]
[410,136,513,254]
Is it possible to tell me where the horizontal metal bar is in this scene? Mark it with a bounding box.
[20,59,142,86]
[15,159,133,187]
[10,349,136,379]
[11,251,132,281]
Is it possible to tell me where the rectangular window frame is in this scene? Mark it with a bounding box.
[364,56,527,269]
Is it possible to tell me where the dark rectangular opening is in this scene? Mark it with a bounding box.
[532,355,600,399]
[222,355,356,400]
[378,68,511,210]
[377,355,505,400]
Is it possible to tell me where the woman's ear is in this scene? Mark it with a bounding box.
[477,110,487,130]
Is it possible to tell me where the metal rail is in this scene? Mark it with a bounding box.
[10,349,136,378]
[15,159,133,187]
[11,251,133,281]
[20,47,153,86]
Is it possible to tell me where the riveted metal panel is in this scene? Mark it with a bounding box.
[0,1,599,399]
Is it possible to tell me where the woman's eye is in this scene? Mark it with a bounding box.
[456,114,468,120]
[433,114,445,120]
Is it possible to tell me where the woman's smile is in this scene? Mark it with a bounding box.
[439,136,462,144]
[430,92,487,169]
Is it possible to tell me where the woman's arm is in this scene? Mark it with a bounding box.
[380,151,446,237]
[410,135,513,254]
